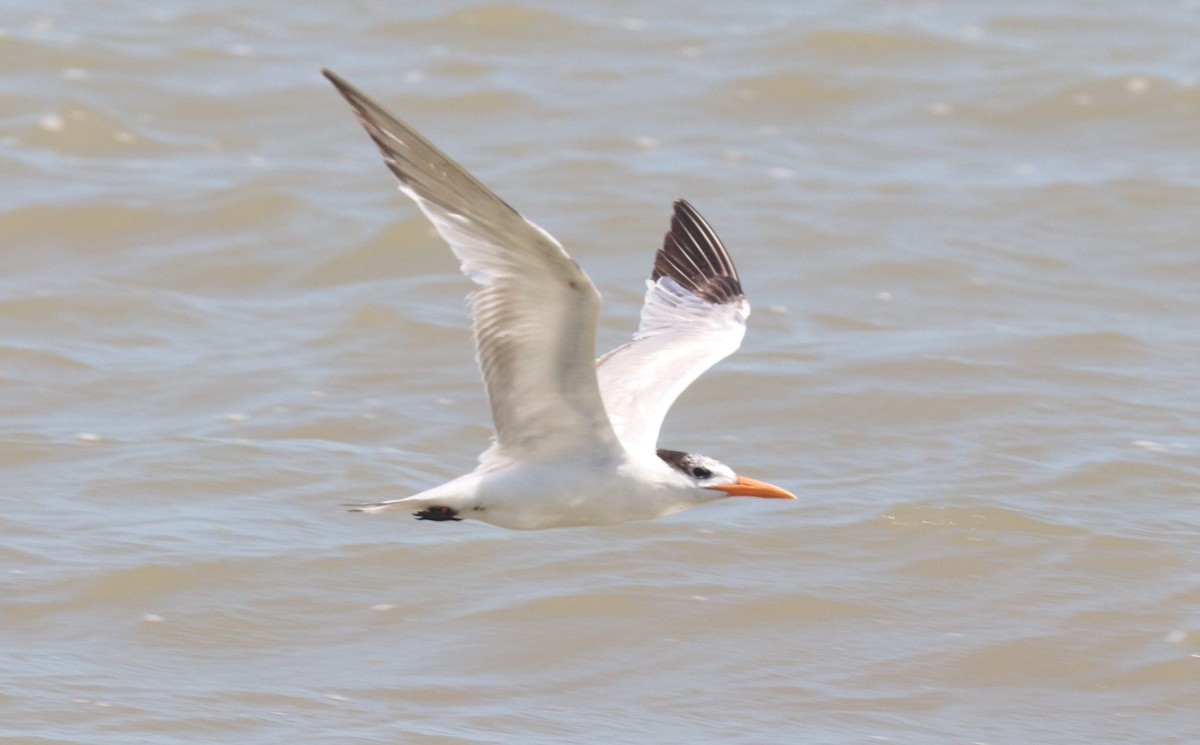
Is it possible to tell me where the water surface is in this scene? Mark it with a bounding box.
[3,1,1199,743]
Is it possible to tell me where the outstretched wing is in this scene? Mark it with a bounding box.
[595,200,749,454]
[324,69,620,462]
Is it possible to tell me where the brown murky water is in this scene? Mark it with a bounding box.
[3,2,1199,743]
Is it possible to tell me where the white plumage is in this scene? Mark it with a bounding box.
[324,69,794,530]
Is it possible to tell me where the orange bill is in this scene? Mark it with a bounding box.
[708,475,796,499]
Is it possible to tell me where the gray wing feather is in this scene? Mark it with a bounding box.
[324,69,620,462]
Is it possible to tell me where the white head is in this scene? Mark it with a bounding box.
[656,449,796,502]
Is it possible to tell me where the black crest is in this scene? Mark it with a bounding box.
[656,448,714,481]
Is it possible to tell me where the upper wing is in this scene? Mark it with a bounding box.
[595,200,749,454]
[324,69,620,462]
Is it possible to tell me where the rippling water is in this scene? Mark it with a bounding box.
[3,1,1199,743]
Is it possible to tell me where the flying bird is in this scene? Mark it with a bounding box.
[323,69,795,530]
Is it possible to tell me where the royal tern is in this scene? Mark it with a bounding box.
[324,69,795,530]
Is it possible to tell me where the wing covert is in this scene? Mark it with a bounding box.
[324,69,620,462]
[596,200,749,454]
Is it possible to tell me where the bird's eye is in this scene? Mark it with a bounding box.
[690,466,712,479]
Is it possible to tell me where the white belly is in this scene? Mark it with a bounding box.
[464,459,693,530]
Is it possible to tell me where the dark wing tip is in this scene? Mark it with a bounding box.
[321,68,387,140]
[651,199,744,304]
[321,68,514,220]
[322,68,360,102]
